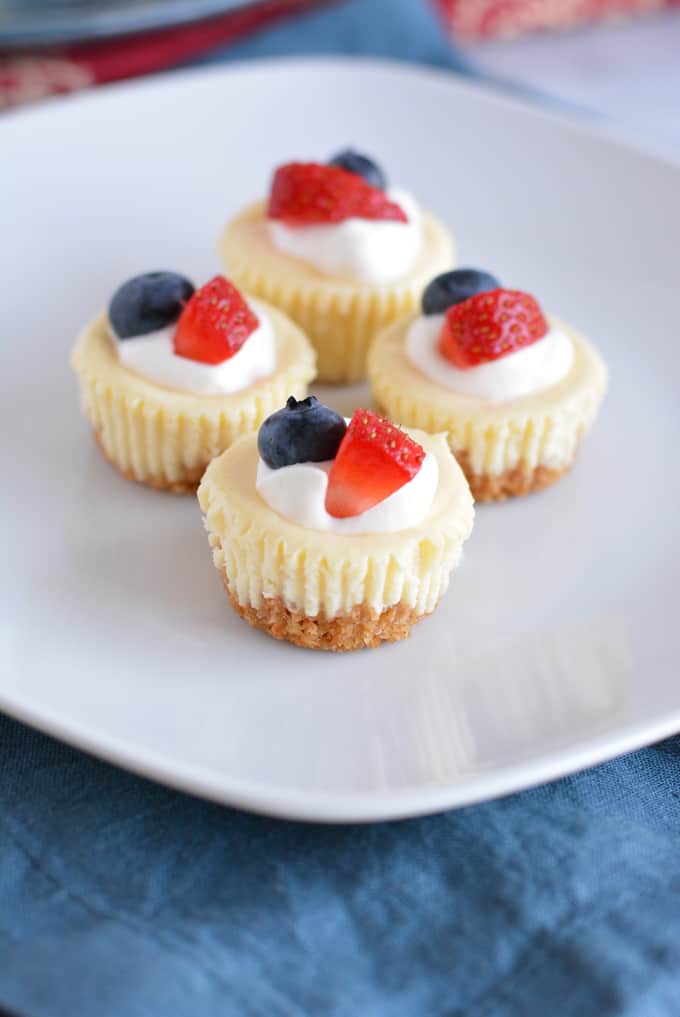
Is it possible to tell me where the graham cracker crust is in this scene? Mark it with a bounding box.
[454,449,572,502]
[93,431,205,494]
[223,576,427,651]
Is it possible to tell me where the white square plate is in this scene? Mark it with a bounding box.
[2,58,678,822]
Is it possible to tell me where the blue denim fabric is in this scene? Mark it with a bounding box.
[2,716,680,1016]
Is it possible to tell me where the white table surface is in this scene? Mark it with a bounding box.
[469,8,680,160]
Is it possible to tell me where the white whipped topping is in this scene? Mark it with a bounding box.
[268,188,421,284]
[405,313,574,402]
[110,299,276,395]
[256,450,438,535]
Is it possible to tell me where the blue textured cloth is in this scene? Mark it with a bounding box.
[3,3,680,1016]
[2,716,680,1016]
[195,0,472,71]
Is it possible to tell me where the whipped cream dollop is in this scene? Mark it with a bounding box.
[268,188,422,285]
[256,449,438,535]
[406,313,573,402]
[109,299,276,395]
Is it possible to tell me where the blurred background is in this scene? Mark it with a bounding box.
[1,0,679,158]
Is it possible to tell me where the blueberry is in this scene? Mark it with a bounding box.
[421,269,500,316]
[328,149,387,190]
[258,396,347,470]
[109,271,195,338]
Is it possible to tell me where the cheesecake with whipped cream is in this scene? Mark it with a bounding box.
[198,399,474,650]
[368,269,608,501]
[71,271,316,491]
[219,151,454,384]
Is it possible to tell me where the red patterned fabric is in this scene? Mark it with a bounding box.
[434,0,680,39]
[0,0,329,109]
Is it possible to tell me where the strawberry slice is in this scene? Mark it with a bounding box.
[174,275,258,365]
[325,410,425,519]
[438,288,548,369]
[268,162,408,226]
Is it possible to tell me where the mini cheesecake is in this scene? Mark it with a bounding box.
[220,151,453,384]
[368,269,608,501]
[198,401,474,651]
[71,271,316,491]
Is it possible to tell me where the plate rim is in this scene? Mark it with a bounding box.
[2,690,679,823]
[3,54,679,173]
[3,55,680,822]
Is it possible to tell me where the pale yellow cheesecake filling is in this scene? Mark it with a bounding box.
[368,314,608,477]
[219,201,454,384]
[71,304,316,487]
[198,429,474,619]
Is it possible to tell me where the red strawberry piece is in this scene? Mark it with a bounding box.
[325,409,425,519]
[268,162,408,226]
[438,288,548,369]
[174,276,258,365]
